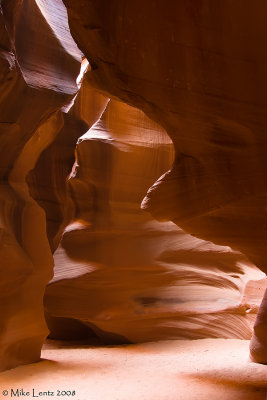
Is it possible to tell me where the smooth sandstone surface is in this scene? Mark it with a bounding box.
[62,0,267,269]
[63,0,267,362]
[44,98,264,343]
[0,0,81,370]
[1,0,267,373]
[27,70,108,252]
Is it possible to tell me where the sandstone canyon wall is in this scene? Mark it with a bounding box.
[62,0,267,363]
[44,98,264,344]
[0,0,267,371]
[0,0,82,370]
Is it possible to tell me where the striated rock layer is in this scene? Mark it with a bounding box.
[44,99,264,343]
[27,69,108,253]
[63,0,267,362]
[0,0,82,370]
[1,0,267,371]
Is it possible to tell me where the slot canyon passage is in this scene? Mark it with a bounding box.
[1,0,267,399]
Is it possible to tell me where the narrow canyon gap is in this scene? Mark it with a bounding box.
[0,0,267,373]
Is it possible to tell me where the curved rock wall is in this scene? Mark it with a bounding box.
[62,0,267,269]
[1,0,267,370]
[27,71,107,252]
[44,98,264,343]
[62,0,267,362]
[0,0,81,370]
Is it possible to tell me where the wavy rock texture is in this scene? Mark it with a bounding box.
[44,99,264,343]
[0,0,81,370]
[1,0,267,372]
[62,0,267,362]
[27,69,108,252]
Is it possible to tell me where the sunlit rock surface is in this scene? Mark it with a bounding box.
[44,99,264,343]
[63,0,267,362]
[0,0,81,370]
[1,0,267,372]
[27,70,107,252]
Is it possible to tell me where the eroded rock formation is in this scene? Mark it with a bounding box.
[62,0,267,363]
[1,0,267,371]
[44,98,264,343]
[0,0,81,370]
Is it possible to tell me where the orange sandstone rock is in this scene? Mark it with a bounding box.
[0,0,267,371]
[44,99,263,343]
[62,0,267,362]
[0,0,81,370]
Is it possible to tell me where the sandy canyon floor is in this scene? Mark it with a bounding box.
[0,339,266,400]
